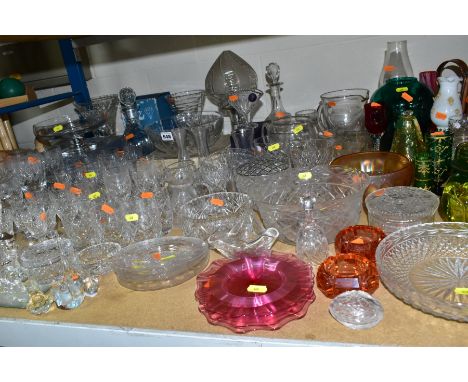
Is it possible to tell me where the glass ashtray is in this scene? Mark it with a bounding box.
[365,186,439,234]
[195,251,315,333]
[112,236,209,291]
[376,222,468,322]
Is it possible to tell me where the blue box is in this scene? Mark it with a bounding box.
[136,91,175,132]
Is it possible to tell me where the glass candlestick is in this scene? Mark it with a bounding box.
[265,63,290,121]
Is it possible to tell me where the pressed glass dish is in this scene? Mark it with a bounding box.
[112,237,209,291]
[375,222,468,322]
[74,242,121,277]
[195,251,315,333]
[365,186,440,234]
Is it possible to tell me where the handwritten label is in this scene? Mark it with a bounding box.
[88,192,101,200]
[454,288,468,295]
[370,102,381,107]
[268,143,280,152]
[384,65,396,72]
[101,203,114,215]
[140,192,154,199]
[401,92,413,102]
[53,182,66,190]
[275,111,286,118]
[298,171,312,180]
[323,130,334,138]
[396,87,408,93]
[125,133,135,141]
[69,187,82,196]
[160,131,174,141]
[327,101,336,107]
[84,171,96,179]
[53,124,64,132]
[435,112,447,120]
[125,213,139,222]
[431,131,445,136]
[293,124,304,134]
[210,198,224,207]
[152,252,161,260]
[228,95,238,102]
[335,145,343,150]
[247,284,268,293]
[24,192,33,200]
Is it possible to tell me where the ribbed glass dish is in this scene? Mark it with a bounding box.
[375,222,468,322]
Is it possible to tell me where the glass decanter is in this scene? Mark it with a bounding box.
[265,63,290,122]
[119,87,155,156]
[295,197,329,268]
[378,40,414,87]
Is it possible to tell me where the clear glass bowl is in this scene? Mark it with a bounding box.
[181,192,254,241]
[365,186,440,234]
[375,222,468,322]
[74,242,121,277]
[112,236,209,291]
[255,165,369,243]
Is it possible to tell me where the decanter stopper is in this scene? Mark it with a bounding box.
[295,197,329,268]
[266,62,281,86]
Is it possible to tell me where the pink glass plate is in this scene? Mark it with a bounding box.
[195,251,315,333]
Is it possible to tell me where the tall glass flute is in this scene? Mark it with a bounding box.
[364,102,388,151]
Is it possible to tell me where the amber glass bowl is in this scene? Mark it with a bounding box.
[335,225,386,263]
[330,151,414,199]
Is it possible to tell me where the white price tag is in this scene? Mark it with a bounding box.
[160,131,174,142]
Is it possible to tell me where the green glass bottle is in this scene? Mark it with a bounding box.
[371,77,433,151]
[440,142,468,222]
[390,110,427,162]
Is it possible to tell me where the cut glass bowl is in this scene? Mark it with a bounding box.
[112,236,209,291]
[365,186,439,234]
[375,222,468,322]
[195,251,315,333]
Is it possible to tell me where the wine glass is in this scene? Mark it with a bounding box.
[364,102,388,151]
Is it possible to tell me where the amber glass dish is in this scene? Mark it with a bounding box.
[316,253,379,298]
[334,225,386,262]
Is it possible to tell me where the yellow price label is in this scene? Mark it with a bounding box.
[53,124,64,132]
[268,143,280,152]
[88,192,101,200]
[293,124,304,134]
[454,288,468,295]
[160,254,176,261]
[247,284,268,293]
[396,87,409,93]
[84,171,97,179]
[125,213,139,222]
[298,171,312,180]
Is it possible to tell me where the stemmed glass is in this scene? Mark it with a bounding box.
[227,89,263,127]
[189,111,223,158]
[364,102,388,151]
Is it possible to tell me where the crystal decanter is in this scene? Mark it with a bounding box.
[265,62,290,122]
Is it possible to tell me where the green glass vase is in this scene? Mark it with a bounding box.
[371,77,433,151]
[390,110,427,162]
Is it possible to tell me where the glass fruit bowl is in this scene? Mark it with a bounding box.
[330,151,414,199]
[255,165,369,243]
[195,250,315,333]
[180,192,254,241]
[375,222,468,322]
[112,236,209,291]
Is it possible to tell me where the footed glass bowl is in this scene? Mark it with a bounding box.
[112,237,209,291]
[376,222,468,322]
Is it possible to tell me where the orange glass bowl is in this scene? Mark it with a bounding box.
[316,253,379,298]
[330,151,414,198]
[334,225,386,262]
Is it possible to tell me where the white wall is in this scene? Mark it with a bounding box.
[11,35,468,148]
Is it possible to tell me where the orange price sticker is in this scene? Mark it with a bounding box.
[125,133,135,141]
[228,94,238,102]
[210,198,224,207]
[374,189,385,197]
[431,131,445,136]
[351,237,365,244]
[384,65,396,72]
[71,273,80,281]
[435,112,447,121]
[323,130,334,138]
[327,101,336,107]
[401,92,413,103]
[152,252,161,261]
[140,192,154,199]
[27,156,39,165]
[24,192,33,200]
[39,212,47,222]
[335,145,343,151]
[101,203,115,215]
[275,111,286,118]
[53,182,66,190]
[370,102,381,107]
[70,187,82,196]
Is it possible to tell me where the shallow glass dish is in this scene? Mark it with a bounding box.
[112,236,209,291]
[375,222,468,322]
[195,251,315,333]
[365,186,439,234]
[74,242,121,277]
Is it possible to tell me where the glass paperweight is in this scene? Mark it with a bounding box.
[316,253,379,298]
[112,237,209,291]
[50,271,85,310]
[26,289,54,315]
[329,290,384,330]
[295,197,329,267]
[365,186,440,234]
[195,251,315,333]
[376,222,468,322]
[265,62,290,121]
